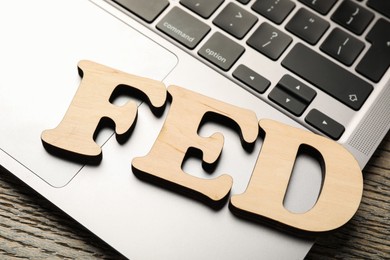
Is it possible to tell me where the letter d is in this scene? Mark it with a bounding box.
[230,119,363,232]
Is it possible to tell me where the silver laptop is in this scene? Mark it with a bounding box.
[1,0,389,259]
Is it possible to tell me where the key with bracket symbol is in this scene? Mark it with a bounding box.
[331,0,374,35]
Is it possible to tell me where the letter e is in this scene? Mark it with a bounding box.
[132,86,258,207]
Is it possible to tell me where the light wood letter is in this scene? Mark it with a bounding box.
[41,60,167,164]
[230,119,363,232]
[132,86,258,206]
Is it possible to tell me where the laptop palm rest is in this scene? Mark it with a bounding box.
[0,0,177,187]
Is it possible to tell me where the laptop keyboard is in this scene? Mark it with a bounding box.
[108,0,390,140]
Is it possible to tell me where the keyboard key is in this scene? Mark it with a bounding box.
[367,0,390,19]
[113,0,169,23]
[269,87,307,116]
[282,43,373,110]
[356,19,390,82]
[252,0,295,25]
[320,28,365,66]
[157,7,210,49]
[233,64,271,93]
[285,8,329,45]
[198,32,245,71]
[237,0,250,4]
[331,0,374,35]
[305,109,345,140]
[180,0,224,19]
[213,3,258,39]
[277,75,316,103]
[247,22,292,60]
[270,74,315,116]
[299,0,337,15]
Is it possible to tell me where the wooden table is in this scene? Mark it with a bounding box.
[1,133,389,259]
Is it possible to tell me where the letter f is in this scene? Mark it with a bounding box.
[41,60,166,164]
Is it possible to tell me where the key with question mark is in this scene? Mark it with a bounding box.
[247,22,292,60]
[262,31,278,47]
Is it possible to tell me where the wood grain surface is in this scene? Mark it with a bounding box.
[1,133,389,259]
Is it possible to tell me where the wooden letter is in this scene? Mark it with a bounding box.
[230,119,363,232]
[41,60,167,164]
[132,86,258,207]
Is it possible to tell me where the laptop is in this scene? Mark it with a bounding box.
[1,0,389,258]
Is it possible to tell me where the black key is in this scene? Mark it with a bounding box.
[277,75,316,103]
[320,28,365,66]
[282,43,373,110]
[367,0,390,19]
[252,0,295,25]
[285,8,329,45]
[233,65,271,93]
[269,87,307,116]
[299,0,337,15]
[305,109,345,140]
[331,0,374,35]
[180,0,224,19]
[247,22,292,60]
[198,32,245,71]
[237,0,251,4]
[213,3,258,39]
[356,19,390,82]
[157,7,210,49]
[113,0,169,23]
